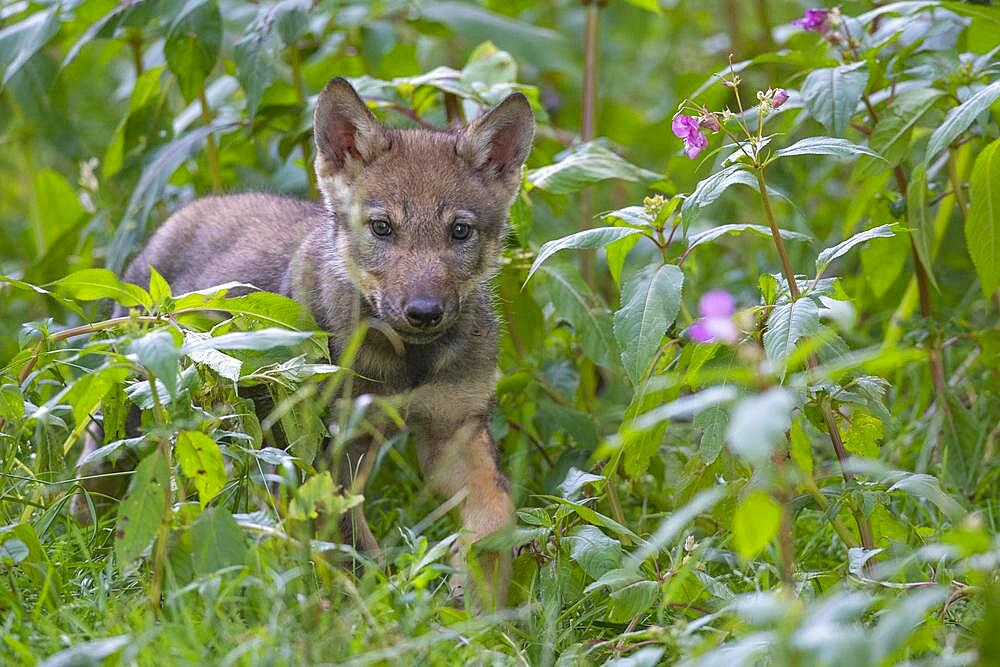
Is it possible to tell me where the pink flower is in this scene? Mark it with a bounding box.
[688,289,738,344]
[672,114,708,159]
[771,89,789,108]
[699,114,721,133]
[792,8,829,33]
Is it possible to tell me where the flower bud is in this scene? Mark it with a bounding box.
[771,89,789,108]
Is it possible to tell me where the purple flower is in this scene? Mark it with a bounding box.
[771,89,789,109]
[672,114,708,160]
[699,113,721,133]
[688,289,738,344]
[792,8,829,33]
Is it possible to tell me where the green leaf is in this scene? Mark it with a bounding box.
[0,8,61,86]
[608,579,658,623]
[967,138,1000,296]
[176,432,226,508]
[603,648,665,667]
[685,223,811,254]
[726,389,794,463]
[0,538,29,565]
[925,80,1000,163]
[566,525,623,580]
[0,384,25,421]
[842,412,883,458]
[131,329,180,399]
[680,165,755,229]
[289,471,349,520]
[182,328,313,354]
[614,263,683,385]
[733,492,781,561]
[907,162,938,289]
[190,507,247,575]
[887,473,966,523]
[525,227,644,284]
[763,298,820,368]
[63,366,130,427]
[37,637,131,667]
[606,233,642,288]
[50,269,150,308]
[174,290,319,330]
[863,88,943,172]
[801,64,869,137]
[115,452,168,565]
[233,30,277,118]
[527,141,660,194]
[148,267,172,307]
[790,419,814,478]
[815,224,895,278]
[774,137,883,160]
[695,405,727,465]
[540,261,619,368]
[28,169,87,254]
[164,0,222,101]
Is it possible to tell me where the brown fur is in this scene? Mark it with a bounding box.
[89,77,534,607]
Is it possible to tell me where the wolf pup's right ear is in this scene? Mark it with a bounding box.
[457,92,535,199]
[314,77,391,183]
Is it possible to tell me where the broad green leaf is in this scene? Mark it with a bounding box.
[861,208,909,298]
[603,648,665,667]
[540,261,619,368]
[624,0,662,13]
[733,492,781,561]
[544,497,642,543]
[181,328,313,354]
[37,637,131,667]
[726,388,794,463]
[148,267,172,307]
[566,525,622,580]
[763,298,820,368]
[525,227,644,284]
[164,0,222,101]
[606,233,642,288]
[790,419,814,478]
[967,138,1000,295]
[608,579,658,623]
[131,329,180,399]
[527,141,660,194]
[801,64,869,137]
[871,588,948,662]
[28,169,87,254]
[233,28,277,118]
[289,471,337,520]
[862,88,943,172]
[190,507,247,575]
[695,405,727,464]
[115,452,167,564]
[842,412,883,458]
[50,269,150,308]
[0,538,29,565]
[614,263,683,385]
[887,473,966,523]
[0,384,25,421]
[685,223,811,254]
[184,332,242,382]
[63,366,130,427]
[62,3,131,68]
[925,80,1000,163]
[0,8,60,86]
[174,290,319,330]
[630,385,738,433]
[907,162,938,289]
[601,206,656,229]
[680,165,756,229]
[774,137,883,160]
[815,224,895,278]
[175,432,226,508]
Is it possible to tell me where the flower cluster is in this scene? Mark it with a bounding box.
[688,289,738,344]
[792,8,829,33]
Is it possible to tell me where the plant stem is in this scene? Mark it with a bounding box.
[947,148,968,221]
[754,165,878,559]
[147,373,173,609]
[290,42,317,198]
[198,87,223,192]
[579,0,602,289]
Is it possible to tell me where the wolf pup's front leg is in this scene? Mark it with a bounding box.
[412,414,513,609]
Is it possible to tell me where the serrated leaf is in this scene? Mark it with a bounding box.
[50,269,150,308]
[726,389,795,463]
[864,88,943,172]
[614,263,683,385]
[774,137,883,160]
[907,162,938,289]
[191,507,247,575]
[540,261,619,368]
[842,412,883,458]
[815,223,895,277]
[686,223,811,254]
[608,579,658,623]
[680,164,756,229]
[115,452,167,564]
[525,227,644,284]
[566,525,622,580]
[131,329,179,399]
[790,419,814,478]
[925,80,1000,163]
[181,328,313,354]
[527,141,659,194]
[801,64,869,136]
[695,405,727,464]
[967,138,1000,296]
[763,298,820,368]
[176,432,226,508]
[733,492,781,561]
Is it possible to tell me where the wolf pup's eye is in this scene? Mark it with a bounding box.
[370,219,392,237]
[450,221,472,241]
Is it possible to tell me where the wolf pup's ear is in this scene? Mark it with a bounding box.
[457,92,535,196]
[314,77,391,182]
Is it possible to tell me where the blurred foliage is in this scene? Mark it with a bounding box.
[1,0,999,665]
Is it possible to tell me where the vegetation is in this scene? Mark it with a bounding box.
[1,0,999,664]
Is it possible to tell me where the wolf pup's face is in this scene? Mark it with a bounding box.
[312,77,534,344]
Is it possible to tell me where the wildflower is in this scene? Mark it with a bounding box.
[672,114,708,160]
[688,289,738,344]
[699,112,721,133]
[792,8,829,33]
[771,88,789,108]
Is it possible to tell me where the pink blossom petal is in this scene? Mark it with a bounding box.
[699,289,735,318]
[772,89,789,109]
[672,114,699,138]
[687,321,713,344]
[705,317,738,344]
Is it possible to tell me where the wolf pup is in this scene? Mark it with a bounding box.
[103,77,534,605]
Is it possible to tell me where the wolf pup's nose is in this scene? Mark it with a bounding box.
[404,298,444,329]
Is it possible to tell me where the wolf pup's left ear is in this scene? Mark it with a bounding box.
[457,92,535,196]
[314,77,391,182]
